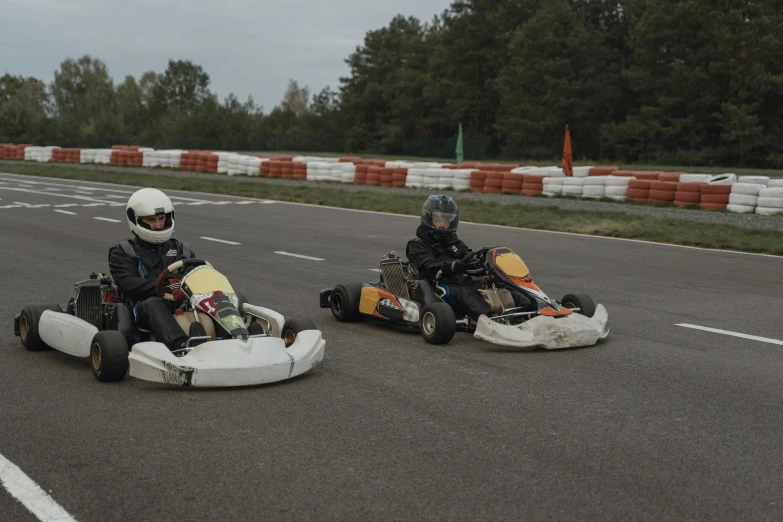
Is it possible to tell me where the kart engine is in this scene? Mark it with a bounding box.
[379,253,411,299]
[73,280,103,326]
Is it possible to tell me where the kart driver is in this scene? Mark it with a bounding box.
[405,195,533,322]
[108,188,195,352]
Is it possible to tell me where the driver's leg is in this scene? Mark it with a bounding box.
[135,297,189,351]
[449,283,493,321]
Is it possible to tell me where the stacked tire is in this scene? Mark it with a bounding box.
[727,183,763,213]
[542,177,564,197]
[627,180,651,202]
[648,181,677,205]
[673,182,704,207]
[756,187,783,215]
[522,174,547,195]
[700,184,731,210]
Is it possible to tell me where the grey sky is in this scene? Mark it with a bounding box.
[0,0,451,110]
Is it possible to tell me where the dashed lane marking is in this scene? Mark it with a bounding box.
[274,251,324,261]
[200,236,241,245]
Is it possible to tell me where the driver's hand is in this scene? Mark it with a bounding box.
[167,278,181,290]
[450,259,466,273]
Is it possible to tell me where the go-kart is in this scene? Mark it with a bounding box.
[319,246,609,349]
[14,259,325,387]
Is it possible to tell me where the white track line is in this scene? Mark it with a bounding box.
[54,209,77,215]
[0,453,78,522]
[0,172,778,259]
[200,236,241,245]
[0,186,118,205]
[274,251,324,261]
[676,324,783,346]
[93,217,121,223]
[369,268,381,272]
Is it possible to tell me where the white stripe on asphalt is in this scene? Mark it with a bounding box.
[676,324,783,346]
[53,204,79,208]
[200,236,241,245]
[0,186,119,205]
[54,209,77,215]
[274,251,324,261]
[0,453,78,522]
[93,217,121,223]
[369,268,381,272]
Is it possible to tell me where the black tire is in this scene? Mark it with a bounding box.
[330,283,364,322]
[247,321,265,336]
[419,303,456,345]
[90,331,129,382]
[18,304,62,351]
[282,317,318,348]
[560,292,597,318]
[189,321,207,338]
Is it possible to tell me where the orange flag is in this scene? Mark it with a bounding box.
[562,124,573,177]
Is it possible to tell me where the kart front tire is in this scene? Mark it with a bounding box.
[420,303,456,345]
[282,317,318,348]
[90,331,129,382]
[330,284,364,322]
[18,304,62,351]
[560,292,597,318]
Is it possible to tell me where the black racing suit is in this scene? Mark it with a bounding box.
[406,225,530,321]
[108,236,196,350]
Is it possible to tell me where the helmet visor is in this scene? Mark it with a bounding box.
[430,211,458,230]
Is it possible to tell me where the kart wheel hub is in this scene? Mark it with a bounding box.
[19,315,28,341]
[91,343,101,371]
[422,312,435,335]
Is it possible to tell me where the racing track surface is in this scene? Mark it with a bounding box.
[1,172,782,521]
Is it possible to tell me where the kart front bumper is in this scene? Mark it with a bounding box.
[473,305,610,349]
[128,331,325,387]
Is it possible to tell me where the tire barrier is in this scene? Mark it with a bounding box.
[2,141,782,216]
[756,187,783,215]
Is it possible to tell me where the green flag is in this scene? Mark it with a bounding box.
[455,123,464,164]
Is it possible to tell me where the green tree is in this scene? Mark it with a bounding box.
[158,59,211,115]
[495,0,614,159]
[50,55,119,147]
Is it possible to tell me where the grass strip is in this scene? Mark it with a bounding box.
[2,163,781,256]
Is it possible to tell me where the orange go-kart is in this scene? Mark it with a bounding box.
[319,246,610,349]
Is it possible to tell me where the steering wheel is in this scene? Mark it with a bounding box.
[155,258,208,301]
[458,247,492,276]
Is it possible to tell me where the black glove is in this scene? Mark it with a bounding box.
[448,259,466,274]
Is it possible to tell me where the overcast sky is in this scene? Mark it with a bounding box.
[0,0,451,110]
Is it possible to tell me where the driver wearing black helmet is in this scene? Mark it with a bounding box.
[405,195,532,322]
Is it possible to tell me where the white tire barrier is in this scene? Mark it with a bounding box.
[726,204,756,213]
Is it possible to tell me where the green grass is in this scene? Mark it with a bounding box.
[2,162,781,256]
[241,150,783,177]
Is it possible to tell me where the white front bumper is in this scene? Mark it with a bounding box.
[474,305,610,349]
[128,331,325,387]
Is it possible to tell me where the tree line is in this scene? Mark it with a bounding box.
[1,0,782,168]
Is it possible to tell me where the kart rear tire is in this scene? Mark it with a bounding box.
[90,331,129,382]
[282,317,318,348]
[330,284,364,322]
[420,303,456,345]
[18,304,62,351]
[560,292,596,318]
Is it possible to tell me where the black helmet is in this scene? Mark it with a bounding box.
[421,195,459,241]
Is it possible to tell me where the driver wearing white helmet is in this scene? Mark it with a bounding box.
[108,188,196,352]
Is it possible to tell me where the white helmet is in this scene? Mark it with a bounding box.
[125,188,175,244]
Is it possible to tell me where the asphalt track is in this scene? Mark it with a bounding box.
[1,172,782,521]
